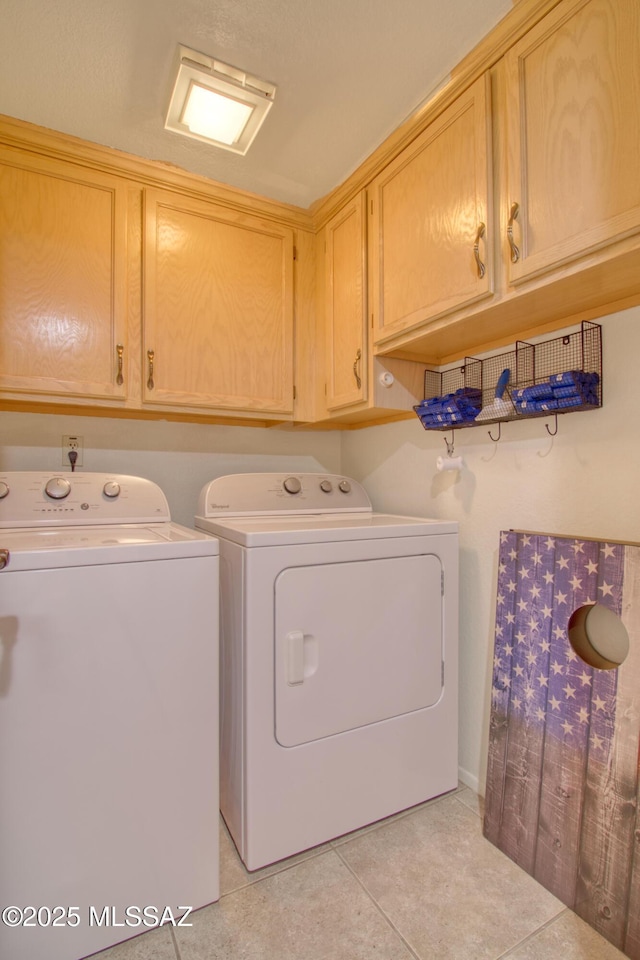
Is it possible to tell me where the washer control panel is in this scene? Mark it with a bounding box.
[0,473,171,528]
[200,473,372,517]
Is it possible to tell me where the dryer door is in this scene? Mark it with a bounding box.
[274,553,443,747]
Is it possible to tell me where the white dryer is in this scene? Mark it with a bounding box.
[195,472,458,871]
[0,473,219,960]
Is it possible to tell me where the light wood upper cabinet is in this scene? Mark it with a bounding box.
[324,192,367,411]
[143,189,294,415]
[504,0,640,284]
[315,191,425,427]
[0,148,128,400]
[369,74,493,347]
[3,0,640,422]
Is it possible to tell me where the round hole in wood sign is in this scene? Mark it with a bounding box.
[567,603,629,670]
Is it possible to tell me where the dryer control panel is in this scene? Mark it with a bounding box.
[198,473,372,517]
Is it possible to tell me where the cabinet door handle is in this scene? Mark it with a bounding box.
[353,348,362,389]
[147,349,155,390]
[116,343,124,386]
[473,222,486,278]
[507,202,520,263]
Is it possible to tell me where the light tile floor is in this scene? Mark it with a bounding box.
[93,787,626,960]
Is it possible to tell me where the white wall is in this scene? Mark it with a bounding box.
[0,416,341,527]
[341,307,640,794]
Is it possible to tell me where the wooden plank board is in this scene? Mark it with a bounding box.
[483,532,519,845]
[574,545,637,950]
[485,532,640,959]
[496,534,553,874]
[625,768,640,958]
[621,548,640,959]
[533,538,606,905]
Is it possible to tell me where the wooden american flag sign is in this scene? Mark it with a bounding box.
[484,531,640,958]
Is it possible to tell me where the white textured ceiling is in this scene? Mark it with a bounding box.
[1,0,511,208]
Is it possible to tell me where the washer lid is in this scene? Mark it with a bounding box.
[0,522,218,571]
[194,511,457,547]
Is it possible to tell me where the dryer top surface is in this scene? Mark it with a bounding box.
[195,473,456,546]
[194,511,458,547]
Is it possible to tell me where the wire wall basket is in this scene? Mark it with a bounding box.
[414,321,602,431]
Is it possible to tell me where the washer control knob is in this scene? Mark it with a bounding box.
[45,477,71,500]
[103,481,121,499]
[283,476,302,495]
[0,481,9,499]
[338,479,351,494]
[319,480,333,493]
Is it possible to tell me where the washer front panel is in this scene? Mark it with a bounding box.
[0,556,220,960]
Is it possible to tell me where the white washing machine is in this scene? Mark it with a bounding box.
[195,472,458,871]
[0,472,219,960]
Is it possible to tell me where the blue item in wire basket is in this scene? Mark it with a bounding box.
[513,370,600,415]
[550,370,599,404]
[413,387,482,428]
[525,383,555,401]
[550,370,589,387]
[557,395,583,409]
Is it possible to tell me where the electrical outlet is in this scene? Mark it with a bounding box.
[62,435,84,468]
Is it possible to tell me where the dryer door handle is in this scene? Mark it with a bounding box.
[286,631,305,685]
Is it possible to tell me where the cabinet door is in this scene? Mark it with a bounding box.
[369,74,493,346]
[143,189,294,414]
[0,150,128,400]
[324,193,367,410]
[504,0,640,284]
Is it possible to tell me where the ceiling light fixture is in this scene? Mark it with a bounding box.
[165,45,276,155]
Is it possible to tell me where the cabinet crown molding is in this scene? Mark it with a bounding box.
[0,113,314,233]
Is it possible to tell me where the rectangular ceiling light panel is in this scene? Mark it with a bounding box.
[165,46,276,154]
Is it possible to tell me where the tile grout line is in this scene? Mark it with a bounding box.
[457,790,571,960]
[218,791,461,900]
[331,844,422,960]
[170,925,183,960]
[219,846,335,899]
[493,906,570,959]
[451,795,482,818]
[212,790,475,954]
[328,788,463,850]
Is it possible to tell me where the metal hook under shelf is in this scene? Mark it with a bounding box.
[545,413,559,436]
[443,431,456,457]
[488,422,502,442]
